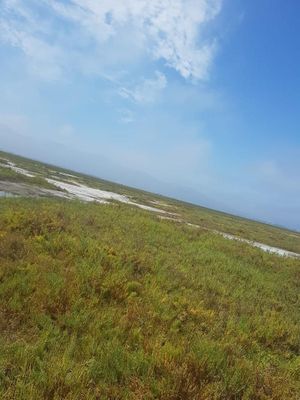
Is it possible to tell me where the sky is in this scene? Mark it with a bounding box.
[0,0,300,230]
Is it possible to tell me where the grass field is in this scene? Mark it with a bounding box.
[0,197,300,399]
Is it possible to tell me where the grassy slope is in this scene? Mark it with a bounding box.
[0,198,299,399]
[0,150,299,254]
[176,203,300,254]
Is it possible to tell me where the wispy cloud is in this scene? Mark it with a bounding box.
[0,1,66,80]
[119,109,135,124]
[0,0,222,82]
[119,71,167,104]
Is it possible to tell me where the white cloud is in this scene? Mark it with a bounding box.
[0,1,65,80]
[119,109,135,124]
[0,0,222,81]
[119,71,167,103]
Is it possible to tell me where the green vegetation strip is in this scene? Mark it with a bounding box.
[0,198,299,399]
[1,150,300,254]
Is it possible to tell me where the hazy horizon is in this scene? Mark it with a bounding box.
[1,146,299,233]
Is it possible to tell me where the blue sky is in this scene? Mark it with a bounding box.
[0,0,299,230]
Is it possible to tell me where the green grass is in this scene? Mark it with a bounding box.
[0,197,299,399]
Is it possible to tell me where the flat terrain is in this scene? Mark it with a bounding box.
[0,150,299,255]
[0,150,300,399]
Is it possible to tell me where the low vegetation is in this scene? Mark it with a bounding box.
[1,150,300,254]
[0,197,299,399]
[0,165,60,191]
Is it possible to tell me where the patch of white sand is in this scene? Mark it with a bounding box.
[219,232,300,258]
[46,179,113,204]
[150,200,174,208]
[133,203,168,213]
[50,171,79,179]
[0,161,35,178]
[184,222,300,258]
[46,178,170,212]
[158,215,180,222]
[0,181,71,199]
[59,172,78,178]
[158,218,300,258]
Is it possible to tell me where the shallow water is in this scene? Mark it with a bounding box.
[0,191,15,197]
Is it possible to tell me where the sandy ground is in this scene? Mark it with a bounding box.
[57,172,78,179]
[218,232,300,258]
[172,219,300,258]
[150,200,175,208]
[0,160,35,177]
[46,178,129,203]
[0,181,70,199]
[46,178,171,213]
